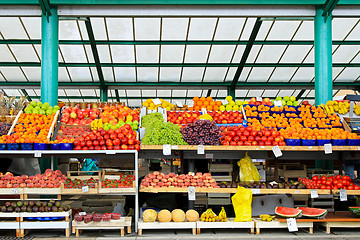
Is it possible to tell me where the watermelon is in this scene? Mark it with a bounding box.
[275,207,302,218]
[297,207,327,218]
[349,206,360,217]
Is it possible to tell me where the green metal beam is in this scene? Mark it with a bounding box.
[84,18,105,91]
[206,89,212,97]
[115,90,120,102]
[296,89,306,100]
[227,86,235,99]
[38,0,52,18]
[100,87,108,102]
[323,0,340,19]
[231,18,262,90]
[21,89,32,102]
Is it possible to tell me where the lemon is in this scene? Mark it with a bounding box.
[219,105,226,111]
[225,96,233,102]
[226,105,233,111]
[233,105,239,111]
[230,101,235,106]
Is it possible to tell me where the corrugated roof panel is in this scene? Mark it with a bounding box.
[291,67,314,82]
[303,47,314,63]
[0,17,27,39]
[203,67,228,82]
[335,68,360,82]
[208,45,236,63]
[235,89,248,99]
[9,45,39,62]
[238,67,251,82]
[293,20,313,40]
[114,67,136,82]
[269,67,297,82]
[332,67,344,80]
[262,90,279,98]
[307,90,315,98]
[230,45,246,63]
[20,17,41,39]
[240,18,256,40]
[181,67,204,82]
[352,53,360,63]
[60,45,88,63]
[333,46,360,63]
[0,73,5,81]
[332,18,359,41]
[59,20,81,40]
[80,89,96,96]
[280,45,313,63]
[255,20,273,41]
[210,90,218,97]
[188,18,217,40]
[106,18,133,40]
[4,89,22,97]
[267,21,301,41]
[0,46,15,62]
[247,90,263,98]
[162,18,189,40]
[225,67,237,82]
[184,45,211,63]
[58,89,67,97]
[110,45,135,63]
[84,45,95,63]
[0,67,26,81]
[94,89,100,96]
[34,45,42,60]
[58,67,70,82]
[173,90,187,98]
[136,45,159,63]
[159,67,181,82]
[64,89,81,97]
[126,89,141,98]
[161,45,185,63]
[90,18,107,40]
[256,45,287,63]
[187,90,202,98]
[217,90,227,98]
[278,89,296,98]
[346,21,360,40]
[246,67,274,82]
[101,67,114,81]
[67,67,92,81]
[22,67,41,81]
[244,45,261,63]
[134,18,160,40]
[214,18,246,40]
[157,90,171,97]
[142,90,156,98]
[82,98,98,102]
[137,67,158,82]
[97,45,111,63]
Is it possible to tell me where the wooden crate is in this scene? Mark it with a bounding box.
[253,218,314,234]
[282,163,307,182]
[98,169,136,194]
[61,171,101,195]
[0,188,24,199]
[196,218,255,234]
[209,163,232,182]
[138,219,196,236]
[72,216,132,237]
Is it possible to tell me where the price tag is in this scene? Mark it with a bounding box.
[34,151,42,158]
[340,189,347,201]
[251,189,261,195]
[176,101,183,108]
[310,189,319,198]
[82,186,89,193]
[12,188,19,194]
[324,143,332,154]
[222,99,229,105]
[163,144,171,156]
[287,218,298,232]
[295,190,300,194]
[272,146,283,158]
[171,145,178,149]
[79,212,87,216]
[197,145,205,155]
[140,107,146,118]
[274,100,282,107]
[256,97,263,102]
[261,146,265,149]
[308,146,313,149]
[188,186,196,201]
[152,98,162,105]
[106,150,116,154]
[205,153,213,159]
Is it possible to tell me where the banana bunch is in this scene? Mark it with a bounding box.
[325,101,350,115]
[260,214,275,222]
[200,208,218,222]
[199,114,213,121]
[90,119,103,130]
[218,207,227,222]
[354,105,360,115]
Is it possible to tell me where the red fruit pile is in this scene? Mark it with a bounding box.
[140,172,218,188]
[58,126,91,137]
[101,175,135,188]
[220,125,286,146]
[299,175,360,190]
[73,125,140,151]
[208,111,244,124]
[167,111,201,126]
[0,170,65,188]
[64,177,98,189]
[61,107,99,125]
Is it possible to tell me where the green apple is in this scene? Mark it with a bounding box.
[290,96,296,102]
[287,101,293,106]
[283,96,290,102]
[293,101,299,106]
[236,100,243,106]
[39,109,46,115]
[37,102,43,107]
[103,125,110,131]
[281,100,286,106]
[42,102,50,110]
[276,96,282,101]
[220,105,226,111]
[53,105,60,110]
[32,108,39,114]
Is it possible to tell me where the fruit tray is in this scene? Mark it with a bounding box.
[98,170,136,194]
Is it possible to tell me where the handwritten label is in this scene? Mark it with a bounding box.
[176,101,183,108]
[152,98,162,105]
[310,189,318,198]
[340,189,347,201]
[79,212,87,216]
[205,153,213,159]
[287,218,298,232]
[163,145,171,156]
[34,151,42,158]
[274,100,282,107]
[82,186,89,193]
[324,143,332,154]
[188,186,196,201]
[251,189,260,195]
[12,188,19,194]
[197,145,205,155]
[272,146,283,158]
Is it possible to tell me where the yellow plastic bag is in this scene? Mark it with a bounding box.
[231,186,252,222]
[238,152,261,183]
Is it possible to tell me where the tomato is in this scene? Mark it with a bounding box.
[335,175,342,180]
[355,186,360,190]
[325,180,332,186]
[322,180,326,185]
[333,186,338,190]
[326,186,331,190]
[321,175,327,181]
[320,185,327,189]
[343,180,349,186]
[343,176,351,181]
[348,185,354,190]
[337,183,343,189]
[333,180,339,185]
[312,175,319,181]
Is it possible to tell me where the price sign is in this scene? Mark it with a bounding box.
[79,212,87,216]
[82,186,89,193]
[310,189,318,198]
[197,145,205,155]
[324,143,332,154]
[176,101,183,108]
[171,145,178,149]
[152,98,162,105]
[34,151,42,158]
[12,188,19,194]
[256,97,263,102]
[274,100,282,107]
[272,146,283,158]
[287,218,298,232]
[106,150,116,154]
[340,189,347,201]
[163,144,171,156]
[188,186,196,201]
[205,153,213,159]
[251,189,260,195]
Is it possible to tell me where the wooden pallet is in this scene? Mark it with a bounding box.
[138,219,196,236]
[72,216,131,237]
[196,218,255,234]
[23,188,61,200]
[253,218,314,234]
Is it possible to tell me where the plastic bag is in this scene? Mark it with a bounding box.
[231,186,252,222]
[238,152,261,183]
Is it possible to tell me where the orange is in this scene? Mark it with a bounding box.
[206,96,213,102]
[193,96,199,102]
[200,97,206,102]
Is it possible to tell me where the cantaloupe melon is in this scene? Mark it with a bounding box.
[158,209,171,222]
[143,209,157,222]
[171,209,185,222]
[185,209,199,222]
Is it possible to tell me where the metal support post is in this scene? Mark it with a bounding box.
[41,7,58,106]
[100,87,108,102]
[227,86,235,99]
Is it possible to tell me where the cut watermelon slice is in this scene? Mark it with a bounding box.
[275,206,302,218]
[297,207,327,219]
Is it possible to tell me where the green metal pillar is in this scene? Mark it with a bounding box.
[227,87,235,99]
[314,7,333,171]
[100,87,108,102]
[41,7,58,107]
[314,7,333,105]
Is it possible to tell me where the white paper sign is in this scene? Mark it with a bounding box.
[251,189,261,195]
[34,151,42,158]
[12,188,19,194]
[256,97,263,102]
[310,189,319,198]
[79,212,87,216]
[171,145,178,149]
[287,218,298,232]
[272,146,283,158]
[324,143,332,154]
[176,101,183,108]
[205,153,214,159]
[222,99,229,105]
[163,144,171,156]
[340,189,347,201]
[274,100,282,107]
[106,150,116,154]
[152,98,162,105]
[197,145,205,154]
[188,186,196,201]
[82,186,89,193]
